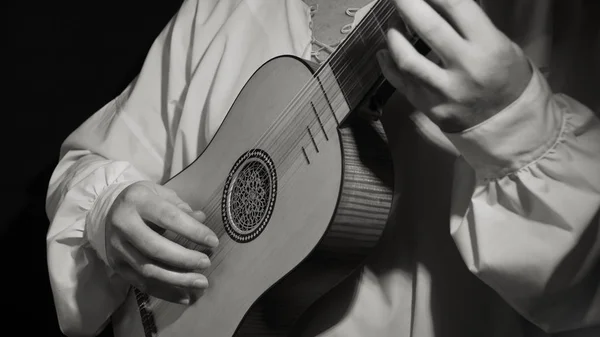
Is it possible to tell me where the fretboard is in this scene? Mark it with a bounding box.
[324,0,429,117]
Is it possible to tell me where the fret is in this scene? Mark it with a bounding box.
[324,0,428,118]
[303,0,433,135]
[328,1,395,112]
[313,64,348,125]
[311,102,329,141]
[372,14,386,36]
[355,29,366,47]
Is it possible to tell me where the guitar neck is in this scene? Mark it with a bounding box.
[321,0,430,119]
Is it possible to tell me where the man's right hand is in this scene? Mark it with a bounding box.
[105,181,219,305]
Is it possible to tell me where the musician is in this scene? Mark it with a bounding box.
[45,0,599,336]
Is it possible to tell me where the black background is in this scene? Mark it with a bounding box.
[3,1,184,335]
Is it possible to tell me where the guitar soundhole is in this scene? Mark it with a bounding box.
[222,149,277,243]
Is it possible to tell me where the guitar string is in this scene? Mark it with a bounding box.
[149,0,401,315]
[149,1,397,315]
[199,0,390,179]
[178,0,393,251]
[168,0,393,247]
[248,0,396,176]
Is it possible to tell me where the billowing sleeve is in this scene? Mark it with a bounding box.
[45,1,313,336]
[45,1,204,334]
[45,44,171,336]
[446,65,600,333]
[46,151,151,337]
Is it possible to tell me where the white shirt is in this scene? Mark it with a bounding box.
[46,0,600,336]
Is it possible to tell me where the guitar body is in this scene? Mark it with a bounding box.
[112,55,394,337]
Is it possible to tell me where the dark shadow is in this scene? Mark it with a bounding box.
[0,163,64,337]
[2,1,185,336]
[289,92,419,337]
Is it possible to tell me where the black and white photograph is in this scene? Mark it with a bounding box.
[3,1,599,336]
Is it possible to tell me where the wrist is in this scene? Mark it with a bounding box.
[444,63,561,179]
[85,180,140,266]
[432,109,501,134]
[440,66,535,133]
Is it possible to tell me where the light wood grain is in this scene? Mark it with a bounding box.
[112,54,394,337]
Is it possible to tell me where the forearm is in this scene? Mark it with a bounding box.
[47,150,148,336]
[447,65,600,332]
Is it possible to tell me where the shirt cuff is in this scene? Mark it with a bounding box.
[445,64,564,179]
[85,181,138,266]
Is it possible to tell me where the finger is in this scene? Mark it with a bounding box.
[139,194,219,248]
[377,49,408,92]
[118,214,213,270]
[426,0,498,41]
[189,210,207,223]
[120,260,206,306]
[392,0,468,62]
[118,239,210,291]
[123,268,192,305]
[152,185,193,213]
[159,187,208,222]
[386,28,449,91]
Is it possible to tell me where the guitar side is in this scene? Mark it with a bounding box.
[235,116,394,336]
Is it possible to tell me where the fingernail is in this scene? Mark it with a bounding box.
[179,203,193,212]
[193,278,209,289]
[377,50,389,66]
[205,235,219,247]
[180,297,190,305]
[200,256,211,268]
[194,210,207,222]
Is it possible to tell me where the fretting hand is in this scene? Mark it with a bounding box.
[377,0,533,133]
[104,181,219,304]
